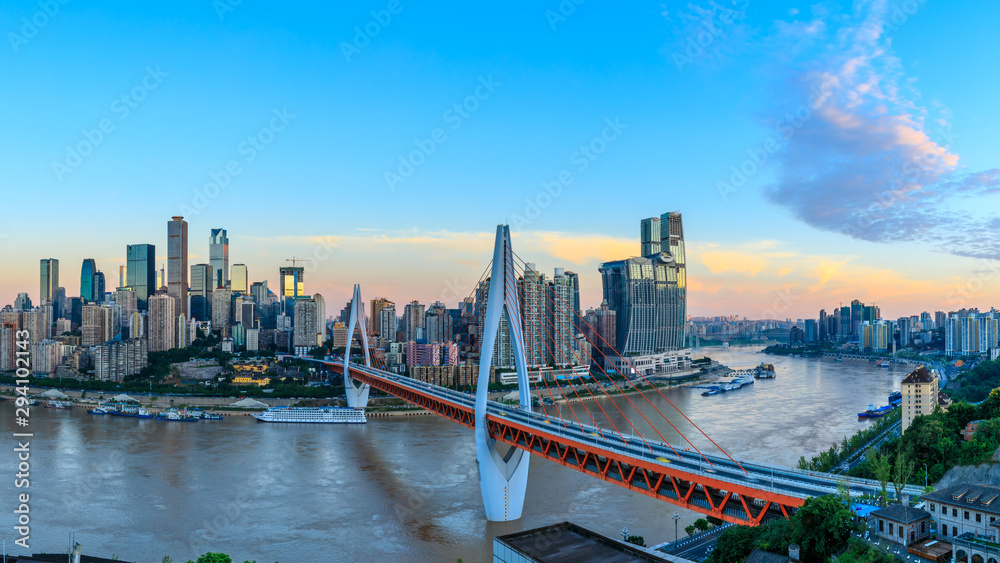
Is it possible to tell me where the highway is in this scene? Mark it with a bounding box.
[343,361,925,503]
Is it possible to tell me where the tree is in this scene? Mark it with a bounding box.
[308,347,327,360]
[790,495,858,562]
[869,448,891,506]
[625,535,645,547]
[892,451,915,501]
[693,518,710,532]
[707,525,764,563]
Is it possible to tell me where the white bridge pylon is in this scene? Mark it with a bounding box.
[476,224,532,522]
[343,283,372,409]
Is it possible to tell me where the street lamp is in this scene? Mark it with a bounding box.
[673,512,681,542]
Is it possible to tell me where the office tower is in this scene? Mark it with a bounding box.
[167,216,189,318]
[148,292,176,352]
[231,264,248,294]
[115,288,137,337]
[119,265,125,288]
[805,319,817,343]
[81,304,113,346]
[250,281,268,305]
[190,263,213,321]
[39,259,59,304]
[370,298,392,336]
[279,266,305,299]
[209,228,230,289]
[240,302,255,329]
[402,301,425,342]
[212,288,233,334]
[548,268,577,366]
[640,217,661,256]
[599,212,686,356]
[14,293,31,310]
[519,263,547,367]
[80,258,96,302]
[92,271,106,303]
[126,244,156,311]
[379,306,397,343]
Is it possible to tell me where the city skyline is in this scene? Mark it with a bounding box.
[3,2,1000,320]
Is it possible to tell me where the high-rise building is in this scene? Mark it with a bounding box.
[92,271,105,303]
[379,306,397,343]
[39,259,59,305]
[805,319,817,343]
[250,281,269,306]
[293,295,325,352]
[475,278,513,368]
[370,298,392,336]
[80,258,96,302]
[565,270,581,330]
[148,292,176,352]
[126,244,156,311]
[231,264,248,294]
[920,311,933,331]
[519,263,547,367]
[167,216,189,318]
[279,266,305,299]
[402,301,425,342]
[935,311,947,331]
[93,339,147,382]
[210,228,230,289]
[961,315,980,355]
[212,288,233,334]
[119,265,126,288]
[190,263,213,321]
[600,212,686,356]
[902,366,939,432]
[115,288,137,338]
[548,267,578,366]
[81,304,113,346]
[979,316,999,355]
[640,217,661,256]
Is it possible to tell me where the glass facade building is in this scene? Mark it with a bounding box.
[599,212,686,356]
[80,258,96,303]
[126,244,156,311]
[209,228,229,289]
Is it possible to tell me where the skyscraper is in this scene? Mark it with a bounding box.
[379,305,397,342]
[167,216,189,318]
[190,263,213,321]
[548,268,578,366]
[212,288,232,334]
[209,228,229,289]
[599,212,687,356]
[279,266,304,299]
[370,298,392,336]
[640,217,661,256]
[519,263,547,367]
[81,304,113,346]
[148,292,176,352]
[39,259,59,305]
[230,264,248,294]
[80,258,96,302]
[93,271,106,303]
[402,301,425,342]
[126,244,156,311]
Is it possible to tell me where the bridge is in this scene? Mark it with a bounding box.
[695,320,796,343]
[316,225,922,524]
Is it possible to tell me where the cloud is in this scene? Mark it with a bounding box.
[756,1,1000,260]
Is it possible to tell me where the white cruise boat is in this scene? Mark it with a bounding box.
[253,406,367,424]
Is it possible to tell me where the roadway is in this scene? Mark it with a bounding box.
[341,361,925,503]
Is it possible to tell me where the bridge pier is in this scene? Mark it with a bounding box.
[343,284,372,409]
[475,225,532,521]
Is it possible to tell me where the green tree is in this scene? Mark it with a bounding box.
[693,518,710,532]
[706,525,764,563]
[625,535,645,547]
[892,451,915,501]
[869,448,891,505]
[790,495,858,562]
[754,518,792,555]
[184,554,233,563]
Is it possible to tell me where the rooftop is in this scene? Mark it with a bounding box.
[872,503,931,524]
[495,522,669,563]
[744,549,800,563]
[902,366,935,384]
[924,484,1000,516]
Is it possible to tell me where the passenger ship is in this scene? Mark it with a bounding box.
[252,406,367,424]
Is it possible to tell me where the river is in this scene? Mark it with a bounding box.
[0,345,909,562]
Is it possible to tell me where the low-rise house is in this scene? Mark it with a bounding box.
[962,420,986,441]
[871,503,931,546]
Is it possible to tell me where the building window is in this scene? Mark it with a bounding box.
[942,526,947,537]
[977,513,982,522]
[921,522,926,533]
[954,526,958,537]
[889,523,894,535]
[930,504,935,512]
[954,508,958,517]
[965,511,970,520]
[899,526,904,538]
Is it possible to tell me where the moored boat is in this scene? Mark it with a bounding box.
[253,406,367,424]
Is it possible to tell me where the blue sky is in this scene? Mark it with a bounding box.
[2,0,999,319]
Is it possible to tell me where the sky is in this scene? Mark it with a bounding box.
[2,0,999,320]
